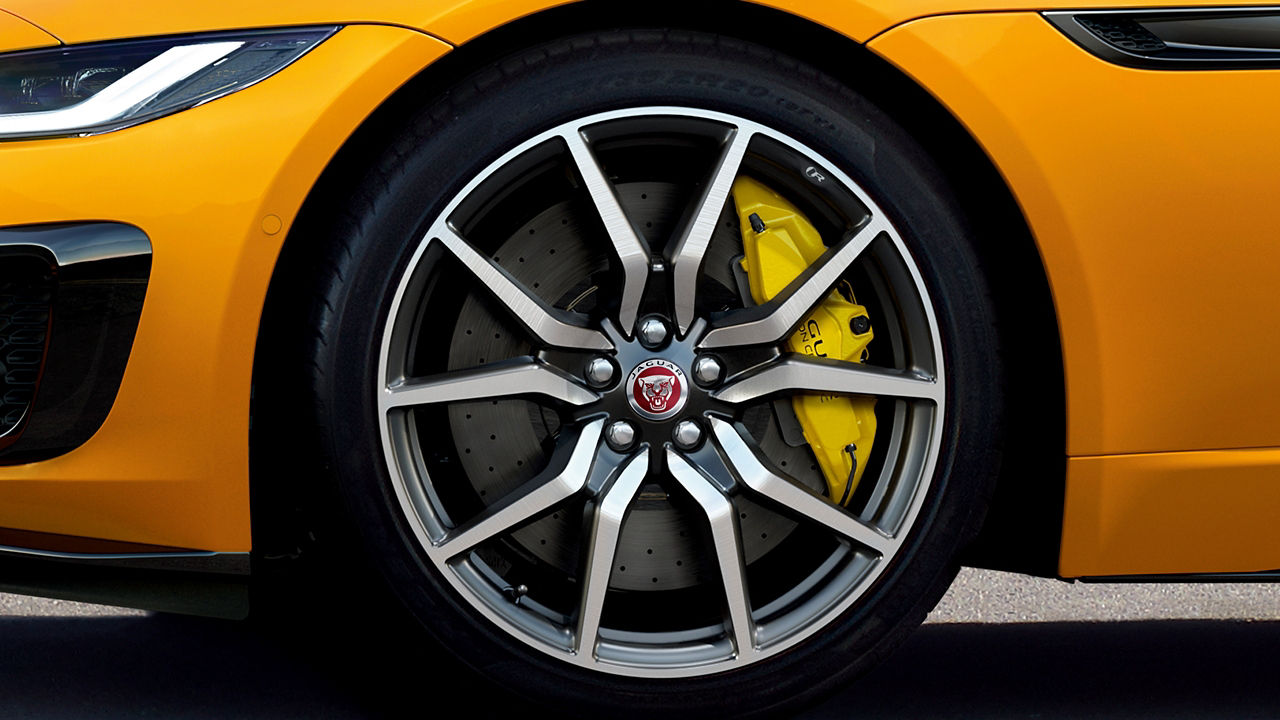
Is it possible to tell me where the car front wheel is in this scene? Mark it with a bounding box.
[307,29,1004,717]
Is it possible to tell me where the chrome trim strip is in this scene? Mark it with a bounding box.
[0,222,152,266]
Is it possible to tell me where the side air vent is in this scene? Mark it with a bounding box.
[1075,16,1167,54]
[1046,9,1280,69]
[0,257,53,439]
[0,223,151,464]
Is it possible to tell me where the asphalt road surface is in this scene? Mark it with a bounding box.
[0,568,1277,718]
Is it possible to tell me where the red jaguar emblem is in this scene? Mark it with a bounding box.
[627,359,687,419]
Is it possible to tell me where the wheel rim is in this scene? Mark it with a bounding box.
[376,107,946,677]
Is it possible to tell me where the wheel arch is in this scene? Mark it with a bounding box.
[250,0,1065,577]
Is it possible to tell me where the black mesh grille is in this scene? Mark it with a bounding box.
[1078,17,1168,53]
[0,258,53,437]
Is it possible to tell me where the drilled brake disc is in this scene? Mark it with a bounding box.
[447,182,822,590]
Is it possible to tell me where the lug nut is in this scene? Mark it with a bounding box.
[606,420,637,452]
[692,355,724,387]
[584,357,616,388]
[637,316,669,349]
[672,419,703,450]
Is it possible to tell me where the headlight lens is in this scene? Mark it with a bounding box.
[0,26,338,140]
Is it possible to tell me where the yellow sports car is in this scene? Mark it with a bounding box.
[2,0,1277,714]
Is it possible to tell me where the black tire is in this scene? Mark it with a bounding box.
[304,29,1003,718]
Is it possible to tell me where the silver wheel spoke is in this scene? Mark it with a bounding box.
[432,419,605,559]
[562,128,650,335]
[575,449,651,657]
[709,419,894,556]
[433,224,612,351]
[699,217,888,349]
[383,358,599,410]
[667,449,756,659]
[669,127,755,335]
[712,355,941,405]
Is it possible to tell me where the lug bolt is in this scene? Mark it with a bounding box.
[584,357,616,388]
[606,420,637,452]
[638,316,669,349]
[693,355,724,387]
[672,419,703,450]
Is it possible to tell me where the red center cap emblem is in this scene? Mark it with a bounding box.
[627,359,687,420]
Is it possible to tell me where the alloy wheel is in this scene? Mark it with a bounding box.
[375,106,945,677]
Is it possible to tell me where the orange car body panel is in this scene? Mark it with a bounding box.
[1,1,1277,576]
[0,8,55,52]
[7,0,1280,46]
[870,13,1280,576]
[1061,449,1280,576]
[0,25,450,551]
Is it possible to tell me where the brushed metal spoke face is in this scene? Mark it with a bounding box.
[430,419,605,562]
[698,217,888,349]
[561,128,651,336]
[382,358,601,411]
[667,449,757,660]
[707,419,895,556]
[376,107,946,678]
[433,224,613,352]
[576,449,651,658]
[668,126,755,335]
[712,356,942,406]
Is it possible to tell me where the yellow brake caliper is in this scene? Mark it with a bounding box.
[733,177,876,506]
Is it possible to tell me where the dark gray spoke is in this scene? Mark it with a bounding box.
[575,449,651,657]
[708,418,894,555]
[667,449,756,659]
[698,217,888,349]
[434,224,612,351]
[430,419,605,560]
[384,357,600,410]
[561,128,651,335]
[712,355,941,406]
[668,127,755,335]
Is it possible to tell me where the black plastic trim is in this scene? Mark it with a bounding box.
[1046,7,1280,69]
[1077,570,1280,583]
[0,552,249,618]
[0,222,151,464]
[0,545,249,574]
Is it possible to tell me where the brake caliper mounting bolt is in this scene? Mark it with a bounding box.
[672,419,703,451]
[693,355,724,387]
[585,357,616,388]
[638,316,669,349]
[850,315,871,335]
[606,420,637,452]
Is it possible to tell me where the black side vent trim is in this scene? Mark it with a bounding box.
[0,223,151,464]
[1046,8,1280,69]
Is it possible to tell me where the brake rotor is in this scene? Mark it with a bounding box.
[446,182,820,590]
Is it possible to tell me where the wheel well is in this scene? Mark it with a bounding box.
[250,0,1066,577]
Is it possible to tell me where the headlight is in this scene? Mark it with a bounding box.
[0,26,338,140]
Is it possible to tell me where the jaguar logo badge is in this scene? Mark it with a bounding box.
[627,359,687,420]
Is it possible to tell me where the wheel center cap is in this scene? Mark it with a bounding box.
[627,358,687,420]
